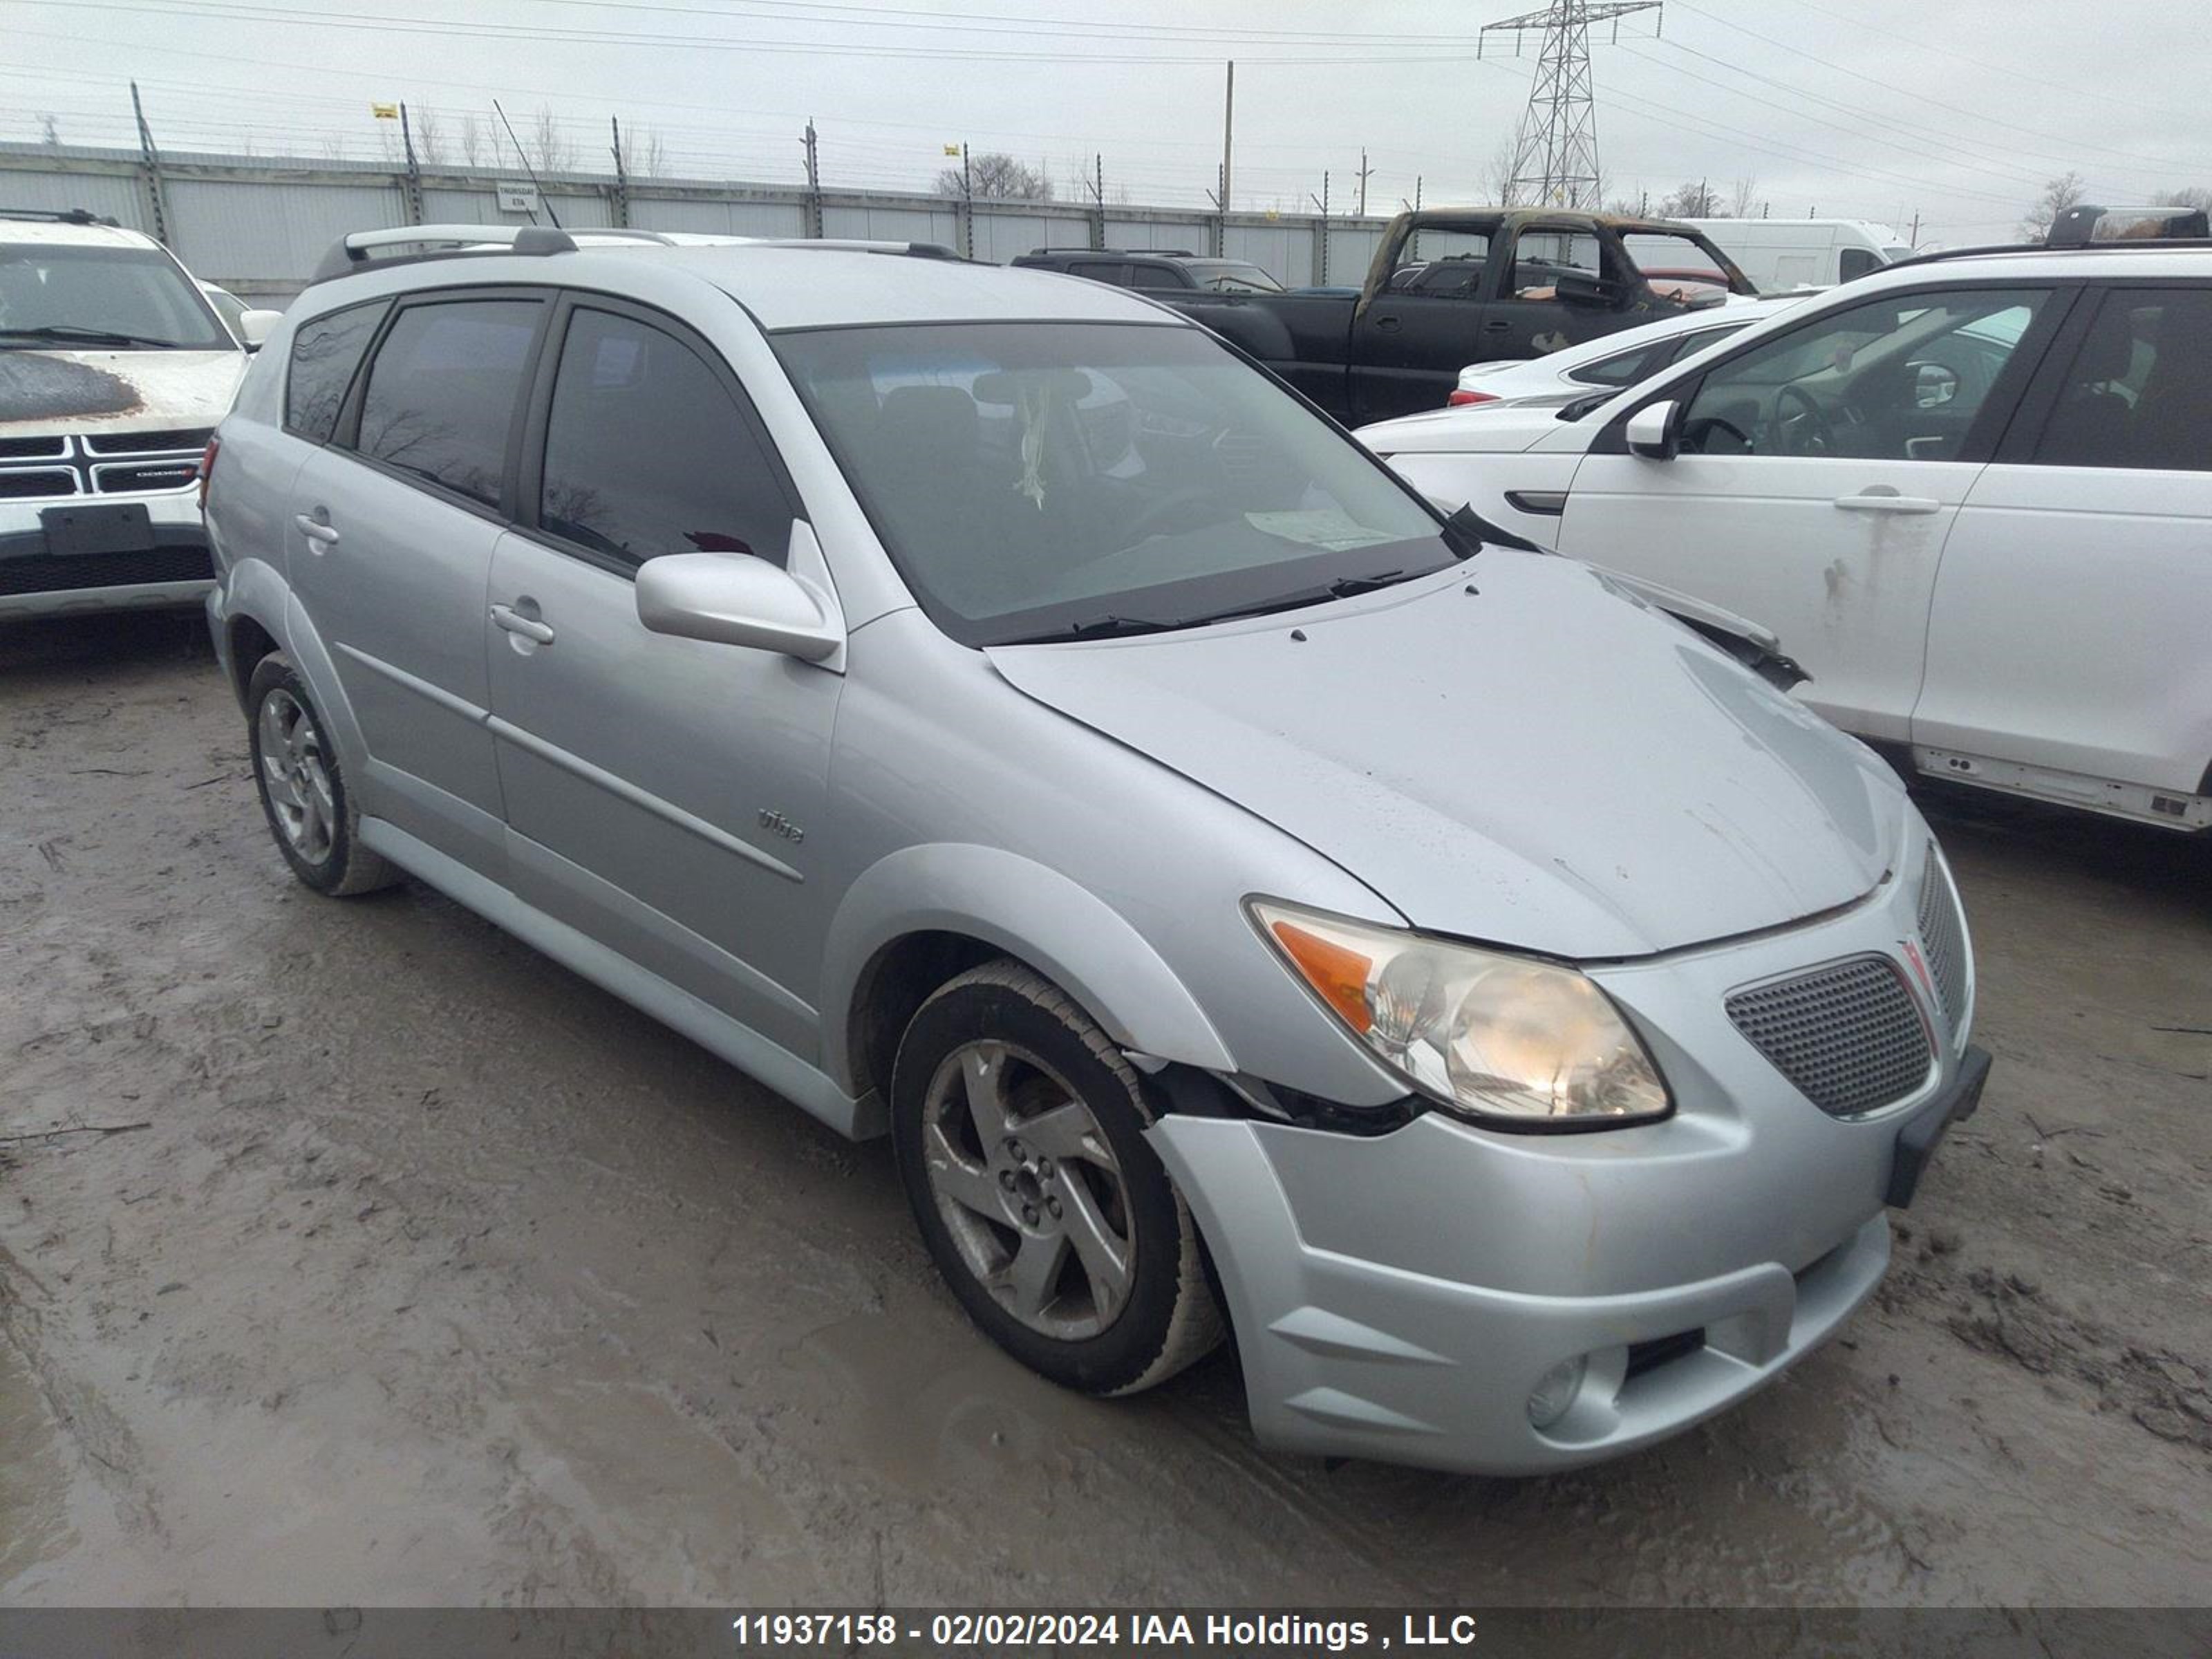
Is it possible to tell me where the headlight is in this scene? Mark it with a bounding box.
[1250,900,1671,1128]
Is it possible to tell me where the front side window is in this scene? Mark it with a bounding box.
[1676,286,2051,460]
[285,300,387,443]
[538,307,794,569]
[1838,247,1884,282]
[354,298,541,507]
[2032,288,2212,472]
[774,320,1461,646]
[0,243,228,350]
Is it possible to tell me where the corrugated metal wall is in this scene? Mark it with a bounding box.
[0,142,1396,297]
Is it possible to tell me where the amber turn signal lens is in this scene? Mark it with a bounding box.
[1271,919,1374,1034]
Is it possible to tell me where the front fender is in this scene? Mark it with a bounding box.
[818,843,1237,1097]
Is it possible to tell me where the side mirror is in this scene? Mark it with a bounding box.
[1625,400,1681,460]
[636,551,845,663]
[236,308,283,350]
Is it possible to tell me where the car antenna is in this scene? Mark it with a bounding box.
[491,99,562,230]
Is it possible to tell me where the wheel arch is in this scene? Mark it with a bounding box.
[821,843,1237,1105]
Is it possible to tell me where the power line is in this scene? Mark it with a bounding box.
[1671,0,2209,175]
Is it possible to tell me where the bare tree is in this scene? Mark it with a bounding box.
[933,151,1053,200]
[1658,180,1720,218]
[615,120,668,179]
[37,112,59,147]
[1483,130,1523,207]
[412,106,448,167]
[459,113,486,169]
[532,104,574,174]
[319,131,348,162]
[1728,175,1759,218]
[2020,171,2086,241]
[2153,185,2212,213]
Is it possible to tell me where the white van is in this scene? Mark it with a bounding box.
[1680,219,1913,292]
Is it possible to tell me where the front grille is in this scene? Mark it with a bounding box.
[1915,846,1968,1028]
[0,435,66,460]
[84,427,213,455]
[0,469,76,500]
[0,545,214,597]
[95,460,199,494]
[1726,955,1933,1117]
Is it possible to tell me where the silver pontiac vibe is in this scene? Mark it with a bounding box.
[203,227,1987,1476]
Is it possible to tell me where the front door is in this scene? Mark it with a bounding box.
[1349,227,1498,425]
[1555,283,2064,743]
[1915,283,2212,812]
[285,291,547,869]
[485,297,841,1060]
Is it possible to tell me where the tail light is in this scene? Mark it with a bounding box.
[1447,390,1499,408]
[198,433,220,511]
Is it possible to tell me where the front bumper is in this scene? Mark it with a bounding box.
[0,494,213,619]
[1152,851,1983,1477]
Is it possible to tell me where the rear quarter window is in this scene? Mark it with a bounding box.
[283,300,388,443]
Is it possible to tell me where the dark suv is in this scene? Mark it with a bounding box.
[1010,247,1284,295]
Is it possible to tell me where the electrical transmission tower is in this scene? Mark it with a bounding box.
[1481,0,1660,209]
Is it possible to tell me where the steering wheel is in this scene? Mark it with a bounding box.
[1125,486,1222,542]
[1680,414,1753,454]
[1772,384,1837,456]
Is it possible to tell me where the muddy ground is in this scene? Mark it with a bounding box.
[1,612,2207,1609]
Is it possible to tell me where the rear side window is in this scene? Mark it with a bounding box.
[283,300,386,442]
[1838,247,1884,282]
[353,299,541,508]
[537,306,794,570]
[2032,288,2212,472]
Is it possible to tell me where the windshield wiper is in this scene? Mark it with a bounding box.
[998,613,1187,645]
[0,324,189,349]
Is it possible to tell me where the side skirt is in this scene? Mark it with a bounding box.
[357,816,888,1140]
[1911,747,2211,832]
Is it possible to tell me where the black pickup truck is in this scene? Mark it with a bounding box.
[1159,208,1758,426]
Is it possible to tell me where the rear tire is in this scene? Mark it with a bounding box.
[890,959,1223,1396]
[245,652,397,897]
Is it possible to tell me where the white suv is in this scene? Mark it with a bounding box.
[1,209,276,619]
[1359,243,2212,832]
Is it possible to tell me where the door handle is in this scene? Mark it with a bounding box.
[491,603,555,644]
[292,512,340,547]
[1482,319,1510,333]
[1833,491,1940,514]
[1375,315,1400,332]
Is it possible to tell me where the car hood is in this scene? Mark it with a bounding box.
[0,348,245,434]
[1353,402,1573,457]
[985,555,1901,960]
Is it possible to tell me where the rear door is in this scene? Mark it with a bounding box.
[285,289,547,872]
[485,294,841,1056]
[1913,281,2212,818]
[1553,282,2069,742]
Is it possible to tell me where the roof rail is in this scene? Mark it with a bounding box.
[1879,232,2212,278]
[2049,203,2211,246]
[310,225,967,283]
[310,223,598,283]
[1023,245,1124,256]
[1125,247,1199,257]
[0,207,122,227]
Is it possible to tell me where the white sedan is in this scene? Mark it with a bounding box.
[1449,297,1800,409]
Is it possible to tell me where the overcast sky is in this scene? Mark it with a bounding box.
[3,0,2208,242]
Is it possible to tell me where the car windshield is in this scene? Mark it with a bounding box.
[774,320,1461,646]
[0,243,228,350]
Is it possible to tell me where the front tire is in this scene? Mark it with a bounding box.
[246,652,396,897]
[890,959,1223,1396]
